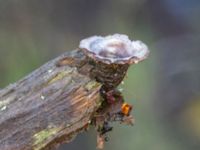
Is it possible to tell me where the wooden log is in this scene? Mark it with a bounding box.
[0,50,102,150]
[0,34,149,150]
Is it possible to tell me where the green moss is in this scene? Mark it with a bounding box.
[48,68,74,84]
[85,80,101,91]
[33,127,61,150]
[97,99,103,107]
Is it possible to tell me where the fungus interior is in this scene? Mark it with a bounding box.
[79,34,149,64]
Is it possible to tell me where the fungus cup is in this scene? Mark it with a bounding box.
[79,34,149,149]
[79,34,149,90]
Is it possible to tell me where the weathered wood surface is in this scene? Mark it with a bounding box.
[0,50,102,150]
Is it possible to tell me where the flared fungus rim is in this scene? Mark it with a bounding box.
[79,34,149,64]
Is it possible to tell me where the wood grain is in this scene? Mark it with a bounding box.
[0,50,102,150]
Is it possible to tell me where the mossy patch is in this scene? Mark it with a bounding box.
[33,127,61,150]
[47,68,74,85]
[85,81,101,91]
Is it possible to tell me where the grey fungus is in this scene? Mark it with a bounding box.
[79,34,149,64]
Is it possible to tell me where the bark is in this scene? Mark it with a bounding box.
[0,50,102,150]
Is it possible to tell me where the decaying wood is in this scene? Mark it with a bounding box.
[0,34,149,150]
[0,50,103,150]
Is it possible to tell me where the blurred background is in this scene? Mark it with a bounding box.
[0,0,200,150]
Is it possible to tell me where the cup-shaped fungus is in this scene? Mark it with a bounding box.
[79,34,149,91]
